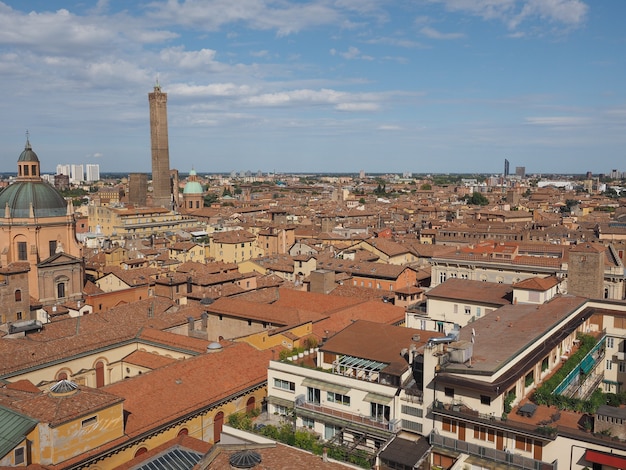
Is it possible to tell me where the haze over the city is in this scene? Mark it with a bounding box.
[0,0,624,175]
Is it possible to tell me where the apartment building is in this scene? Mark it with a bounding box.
[267,320,444,462]
[88,205,199,238]
[427,296,626,470]
[430,241,625,300]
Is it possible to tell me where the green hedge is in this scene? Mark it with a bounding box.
[532,334,605,413]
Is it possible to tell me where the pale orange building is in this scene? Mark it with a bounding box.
[0,137,83,308]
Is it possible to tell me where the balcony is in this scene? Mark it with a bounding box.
[295,400,397,437]
[430,432,557,470]
[430,400,558,441]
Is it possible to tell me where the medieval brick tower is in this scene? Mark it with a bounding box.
[149,82,172,208]
[567,243,605,299]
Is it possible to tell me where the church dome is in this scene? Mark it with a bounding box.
[183,169,203,195]
[0,181,67,218]
[0,138,67,219]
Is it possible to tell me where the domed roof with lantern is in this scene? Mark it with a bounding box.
[0,135,68,219]
[183,168,203,195]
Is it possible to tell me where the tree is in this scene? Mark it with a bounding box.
[203,193,219,206]
[358,197,366,204]
[420,183,432,190]
[464,192,489,206]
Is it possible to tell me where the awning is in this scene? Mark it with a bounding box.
[585,449,626,468]
[267,395,294,408]
[301,378,349,395]
[364,392,394,405]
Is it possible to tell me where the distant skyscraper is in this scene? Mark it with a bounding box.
[85,164,100,182]
[56,164,71,177]
[70,164,84,184]
[149,81,172,208]
[504,159,510,178]
[515,166,525,178]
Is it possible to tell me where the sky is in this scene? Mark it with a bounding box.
[0,0,624,175]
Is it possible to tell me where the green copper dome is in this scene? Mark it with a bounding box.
[0,138,67,219]
[183,169,203,194]
[0,181,67,218]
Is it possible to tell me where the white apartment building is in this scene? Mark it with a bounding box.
[70,164,83,184]
[267,320,443,463]
[85,164,100,182]
[56,164,71,177]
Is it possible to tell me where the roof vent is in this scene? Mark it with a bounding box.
[229,450,262,469]
[207,341,223,353]
[49,379,79,397]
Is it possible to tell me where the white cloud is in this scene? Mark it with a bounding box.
[420,26,465,40]
[525,116,589,126]
[159,47,218,69]
[335,102,379,111]
[429,0,588,32]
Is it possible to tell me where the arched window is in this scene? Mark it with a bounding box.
[178,428,189,436]
[57,371,68,380]
[134,447,148,457]
[246,396,256,413]
[213,411,224,443]
[55,276,69,300]
[95,361,105,388]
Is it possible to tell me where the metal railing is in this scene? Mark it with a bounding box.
[430,432,557,470]
[296,401,395,432]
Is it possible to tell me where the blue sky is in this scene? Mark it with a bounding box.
[0,0,624,175]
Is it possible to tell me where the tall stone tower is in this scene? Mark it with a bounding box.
[149,81,172,208]
[128,172,148,207]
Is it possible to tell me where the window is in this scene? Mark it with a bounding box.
[442,417,457,433]
[307,387,321,405]
[302,416,315,428]
[14,290,21,302]
[14,447,25,465]
[16,312,22,320]
[327,391,350,406]
[17,241,27,260]
[620,362,626,373]
[515,435,532,452]
[524,371,534,387]
[57,282,66,299]
[607,337,614,348]
[476,307,481,317]
[444,387,454,397]
[474,426,495,442]
[480,395,491,405]
[273,378,295,392]
[464,306,471,315]
[606,359,613,371]
[82,416,98,427]
[541,357,549,372]
[453,304,458,314]
[49,240,57,257]
[371,402,390,422]
[325,423,340,440]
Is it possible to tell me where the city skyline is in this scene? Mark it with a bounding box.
[0,1,624,174]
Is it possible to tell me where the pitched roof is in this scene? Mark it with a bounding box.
[104,342,272,437]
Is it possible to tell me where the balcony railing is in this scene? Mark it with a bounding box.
[430,400,558,440]
[430,432,557,470]
[296,400,396,433]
